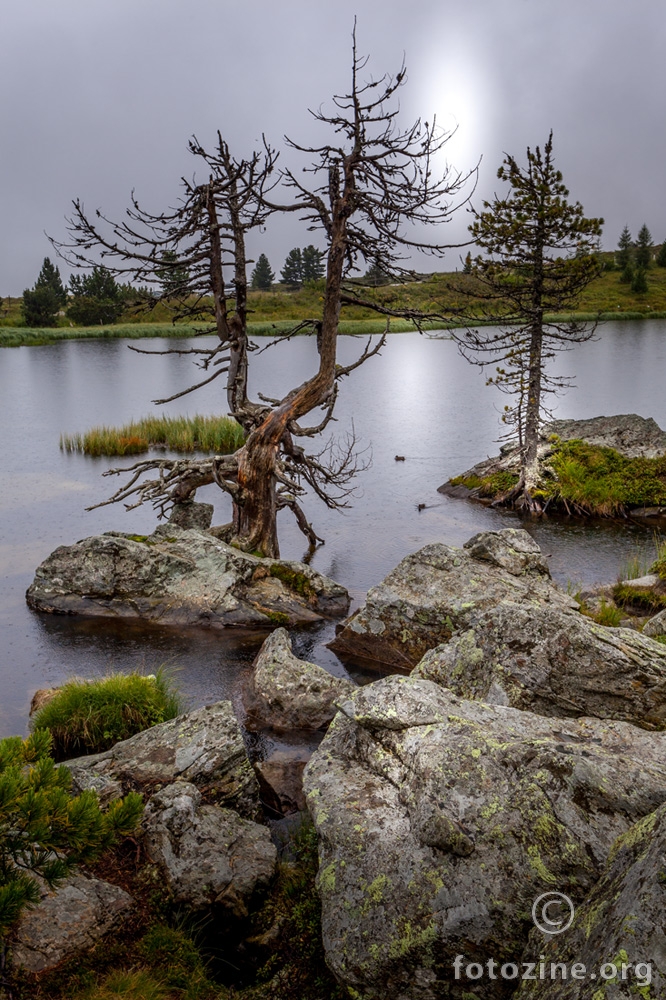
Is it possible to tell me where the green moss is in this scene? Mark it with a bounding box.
[268,564,317,602]
[608,810,658,864]
[263,610,291,627]
[449,470,519,497]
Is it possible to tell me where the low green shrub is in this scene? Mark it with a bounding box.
[612,583,666,615]
[31,671,182,760]
[0,730,142,940]
[546,440,666,516]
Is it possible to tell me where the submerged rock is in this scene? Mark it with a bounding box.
[414,601,666,729]
[518,803,666,999]
[255,750,309,816]
[142,782,277,916]
[329,529,575,670]
[26,524,349,628]
[245,627,355,731]
[65,700,261,819]
[9,874,133,974]
[304,675,666,1000]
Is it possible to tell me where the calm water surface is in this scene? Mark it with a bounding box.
[1,322,665,738]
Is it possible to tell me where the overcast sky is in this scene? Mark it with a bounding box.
[2,0,665,294]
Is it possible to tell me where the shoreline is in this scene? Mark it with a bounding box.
[3,308,666,349]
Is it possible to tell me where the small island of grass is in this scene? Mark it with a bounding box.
[60,413,245,457]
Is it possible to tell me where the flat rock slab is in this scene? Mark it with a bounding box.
[142,782,277,916]
[517,803,666,999]
[26,524,349,628]
[329,529,576,670]
[9,874,132,974]
[414,601,666,729]
[245,627,355,731]
[65,700,261,819]
[304,675,666,1000]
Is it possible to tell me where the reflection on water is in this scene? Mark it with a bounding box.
[1,322,665,737]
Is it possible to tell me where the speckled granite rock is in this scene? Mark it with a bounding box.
[304,675,666,1000]
[26,524,349,628]
[517,802,666,999]
[245,627,354,731]
[329,529,576,670]
[142,782,276,916]
[414,601,666,729]
[65,700,260,818]
[9,874,132,973]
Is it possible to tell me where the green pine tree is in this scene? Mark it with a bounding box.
[68,266,124,325]
[0,730,142,939]
[280,248,304,289]
[462,251,473,274]
[157,250,190,298]
[616,225,634,283]
[363,262,390,286]
[250,253,275,290]
[631,266,648,294]
[635,223,653,270]
[656,241,666,267]
[301,245,325,282]
[21,257,67,327]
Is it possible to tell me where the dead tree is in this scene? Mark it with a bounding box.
[53,35,473,558]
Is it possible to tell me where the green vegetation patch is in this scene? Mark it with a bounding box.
[544,439,666,516]
[449,470,519,498]
[268,563,317,602]
[60,414,245,457]
[613,584,666,615]
[31,671,182,760]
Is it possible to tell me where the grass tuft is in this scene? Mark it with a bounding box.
[60,414,245,457]
[30,670,182,760]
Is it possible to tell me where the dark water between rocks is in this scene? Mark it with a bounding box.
[1,322,665,740]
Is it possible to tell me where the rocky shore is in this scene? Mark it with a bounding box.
[9,526,666,997]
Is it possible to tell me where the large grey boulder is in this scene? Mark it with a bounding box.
[9,874,132,973]
[644,607,666,637]
[26,524,349,628]
[329,529,575,670]
[65,700,261,819]
[245,627,355,731]
[545,413,666,459]
[304,675,666,1000]
[414,602,666,729]
[517,804,666,999]
[142,782,277,917]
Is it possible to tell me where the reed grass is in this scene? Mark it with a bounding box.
[60,413,245,457]
[30,670,182,760]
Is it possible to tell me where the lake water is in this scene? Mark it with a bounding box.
[1,322,665,739]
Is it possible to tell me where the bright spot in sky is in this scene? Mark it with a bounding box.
[412,37,493,183]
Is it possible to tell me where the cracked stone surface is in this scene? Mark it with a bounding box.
[329,529,576,670]
[414,601,666,729]
[304,675,666,1000]
[65,700,261,818]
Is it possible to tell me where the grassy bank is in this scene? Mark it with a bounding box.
[450,439,666,518]
[5,265,666,348]
[60,414,245,456]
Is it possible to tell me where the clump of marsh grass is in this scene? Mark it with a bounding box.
[30,670,182,760]
[616,532,666,583]
[60,413,245,457]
